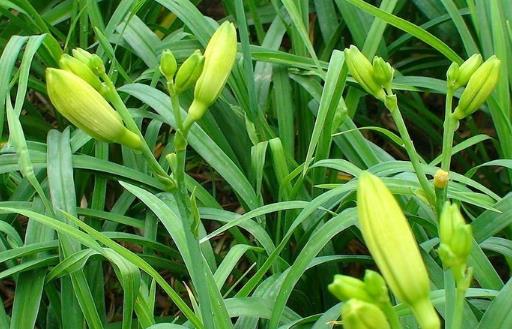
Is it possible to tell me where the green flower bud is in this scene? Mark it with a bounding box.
[454,54,483,89]
[438,202,473,271]
[372,56,394,90]
[364,270,390,304]
[328,275,371,302]
[446,62,459,88]
[46,68,141,149]
[342,299,391,329]
[72,48,93,64]
[88,54,106,76]
[185,21,237,125]
[453,56,500,120]
[344,45,386,101]
[357,172,440,329]
[59,54,102,91]
[71,48,106,76]
[160,49,177,81]
[175,50,204,94]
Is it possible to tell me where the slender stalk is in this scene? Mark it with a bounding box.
[173,130,216,329]
[437,89,459,216]
[452,285,465,329]
[381,304,403,329]
[440,89,456,172]
[101,73,175,190]
[385,96,435,206]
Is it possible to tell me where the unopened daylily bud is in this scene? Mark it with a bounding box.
[438,202,472,271]
[59,54,102,91]
[185,21,237,125]
[446,62,459,88]
[372,56,394,91]
[344,45,386,101]
[454,54,483,89]
[88,54,106,76]
[328,275,371,302]
[72,48,93,64]
[433,169,449,189]
[175,50,204,94]
[71,48,106,76]
[364,270,389,304]
[342,299,391,329]
[357,172,440,329]
[46,68,141,149]
[453,56,500,120]
[160,49,177,81]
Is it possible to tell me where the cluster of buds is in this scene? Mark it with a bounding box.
[357,172,440,329]
[451,55,501,120]
[46,49,141,149]
[159,48,204,95]
[344,45,394,102]
[329,270,394,329]
[159,21,237,129]
[446,54,482,91]
[438,202,473,285]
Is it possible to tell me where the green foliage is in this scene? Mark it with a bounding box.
[0,1,511,328]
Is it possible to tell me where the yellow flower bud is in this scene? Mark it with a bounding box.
[344,45,386,101]
[185,21,237,125]
[71,48,106,76]
[59,54,102,91]
[433,169,448,189]
[46,68,141,149]
[372,56,394,90]
[357,172,440,329]
[160,49,177,81]
[175,50,204,94]
[453,56,500,120]
[342,299,391,329]
[328,275,372,302]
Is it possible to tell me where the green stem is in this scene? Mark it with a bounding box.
[452,285,465,329]
[385,96,435,206]
[174,128,215,329]
[438,89,458,212]
[381,303,403,329]
[168,82,183,130]
[101,73,175,190]
[440,89,456,172]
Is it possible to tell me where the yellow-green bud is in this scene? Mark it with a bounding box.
[328,275,371,302]
[88,54,106,76]
[344,45,386,101]
[364,270,389,304]
[185,21,237,125]
[446,62,460,88]
[175,50,204,94]
[357,172,440,329]
[342,299,391,329]
[454,54,483,89]
[438,202,472,270]
[453,56,500,120]
[372,56,394,91]
[59,54,102,91]
[46,68,141,149]
[72,48,93,64]
[160,49,177,81]
[71,48,106,76]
